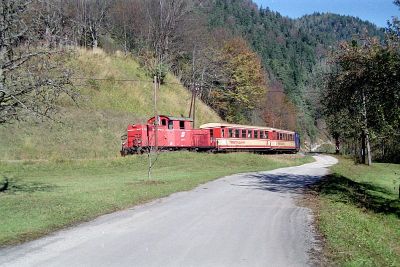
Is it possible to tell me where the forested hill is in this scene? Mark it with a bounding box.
[299,13,384,50]
[207,0,384,98]
[205,0,384,142]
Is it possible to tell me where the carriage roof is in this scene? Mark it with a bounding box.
[199,123,295,134]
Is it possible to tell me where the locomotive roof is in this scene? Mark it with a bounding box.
[149,115,193,122]
[199,123,295,133]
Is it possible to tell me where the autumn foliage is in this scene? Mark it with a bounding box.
[211,37,268,123]
[262,81,297,130]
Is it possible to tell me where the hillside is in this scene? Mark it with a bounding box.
[206,0,384,142]
[208,1,384,97]
[0,49,221,160]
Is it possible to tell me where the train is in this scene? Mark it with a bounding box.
[120,115,300,155]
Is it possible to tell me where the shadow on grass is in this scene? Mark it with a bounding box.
[312,174,400,217]
[126,180,168,186]
[0,177,56,194]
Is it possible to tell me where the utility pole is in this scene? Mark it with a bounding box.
[154,75,158,151]
[193,85,197,128]
[189,46,196,127]
[148,75,158,180]
[188,85,194,118]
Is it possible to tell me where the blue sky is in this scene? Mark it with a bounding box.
[254,0,400,27]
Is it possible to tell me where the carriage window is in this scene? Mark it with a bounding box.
[254,130,259,139]
[221,129,225,138]
[241,129,246,138]
[228,129,233,138]
[179,121,185,129]
[265,131,269,139]
[247,131,252,138]
[168,121,173,129]
[161,119,167,126]
[235,129,240,138]
[210,129,214,138]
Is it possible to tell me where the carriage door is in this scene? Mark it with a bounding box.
[158,118,168,147]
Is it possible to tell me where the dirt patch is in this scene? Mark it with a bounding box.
[298,183,330,266]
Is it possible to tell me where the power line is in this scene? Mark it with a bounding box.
[70,76,323,93]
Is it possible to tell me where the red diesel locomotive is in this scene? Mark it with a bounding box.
[120,115,300,155]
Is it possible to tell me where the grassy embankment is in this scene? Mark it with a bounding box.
[0,152,313,247]
[0,49,220,160]
[314,157,400,266]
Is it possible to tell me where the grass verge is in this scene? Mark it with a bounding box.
[0,152,312,247]
[308,156,400,266]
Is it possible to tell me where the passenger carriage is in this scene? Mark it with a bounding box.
[199,123,300,153]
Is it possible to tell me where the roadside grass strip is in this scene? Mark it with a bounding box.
[314,157,400,266]
[0,152,312,247]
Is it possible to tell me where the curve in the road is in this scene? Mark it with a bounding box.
[0,155,338,267]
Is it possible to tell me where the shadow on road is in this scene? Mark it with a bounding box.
[232,173,322,194]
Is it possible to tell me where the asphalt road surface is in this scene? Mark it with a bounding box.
[0,155,337,267]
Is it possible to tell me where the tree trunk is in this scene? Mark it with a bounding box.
[361,130,366,164]
[366,129,372,165]
[361,88,372,165]
[335,137,340,154]
[93,38,98,49]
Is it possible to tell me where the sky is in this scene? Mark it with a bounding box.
[254,0,400,27]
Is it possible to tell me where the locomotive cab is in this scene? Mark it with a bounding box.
[121,115,197,155]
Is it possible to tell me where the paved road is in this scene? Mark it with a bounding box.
[0,155,337,267]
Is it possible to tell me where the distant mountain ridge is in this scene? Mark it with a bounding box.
[298,12,385,49]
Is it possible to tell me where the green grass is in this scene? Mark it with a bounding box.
[0,49,220,160]
[0,152,313,247]
[314,157,400,266]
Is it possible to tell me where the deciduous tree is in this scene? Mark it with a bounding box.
[0,0,75,124]
[323,38,400,164]
[212,37,268,123]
